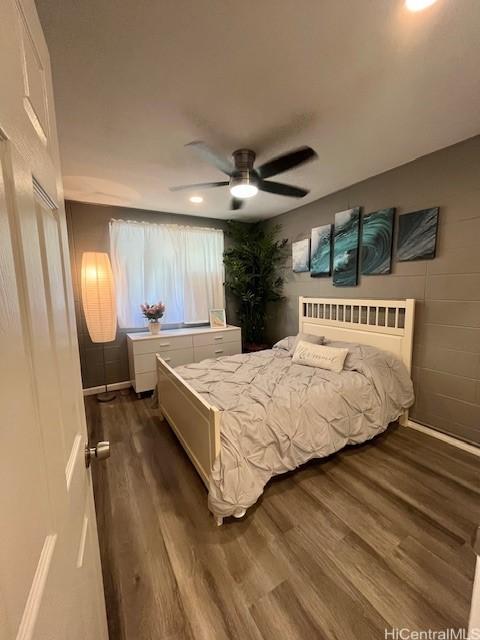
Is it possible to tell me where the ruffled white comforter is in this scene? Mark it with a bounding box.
[175,341,414,517]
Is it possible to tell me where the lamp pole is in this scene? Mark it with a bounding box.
[97,343,116,403]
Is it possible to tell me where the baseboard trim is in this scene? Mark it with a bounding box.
[83,381,132,397]
[405,419,480,458]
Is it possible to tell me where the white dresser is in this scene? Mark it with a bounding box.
[127,325,242,393]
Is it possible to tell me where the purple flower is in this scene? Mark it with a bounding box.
[140,300,165,322]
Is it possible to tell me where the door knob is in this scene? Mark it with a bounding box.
[85,441,110,468]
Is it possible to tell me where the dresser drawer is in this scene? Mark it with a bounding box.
[193,329,241,347]
[134,347,193,373]
[133,334,193,355]
[134,370,157,393]
[156,348,194,368]
[194,340,241,362]
[134,347,195,392]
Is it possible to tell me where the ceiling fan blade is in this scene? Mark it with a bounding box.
[169,181,229,192]
[230,197,244,210]
[257,146,317,179]
[259,181,309,198]
[186,141,234,176]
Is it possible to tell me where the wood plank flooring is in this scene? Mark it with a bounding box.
[85,391,479,640]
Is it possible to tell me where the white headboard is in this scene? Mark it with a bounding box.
[299,297,415,374]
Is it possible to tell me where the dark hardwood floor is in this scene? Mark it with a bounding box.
[85,390,479,640]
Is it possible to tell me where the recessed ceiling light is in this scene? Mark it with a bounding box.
[189,195,203,204]
[405,0,437,12]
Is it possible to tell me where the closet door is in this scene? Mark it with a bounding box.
[0,1,108,638]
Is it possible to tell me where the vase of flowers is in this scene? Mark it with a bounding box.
[141,302,166,334]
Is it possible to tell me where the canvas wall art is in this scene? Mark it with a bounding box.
[397,207,439,261]
[292,238,310,273]
[361,208,395,275]
[310,224,332,277]
[333,207,360,286]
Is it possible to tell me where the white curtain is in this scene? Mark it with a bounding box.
[109,219,224,328]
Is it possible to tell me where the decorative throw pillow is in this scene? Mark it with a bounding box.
[292,341,349,373]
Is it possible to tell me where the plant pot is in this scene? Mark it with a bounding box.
[148,322,161,334]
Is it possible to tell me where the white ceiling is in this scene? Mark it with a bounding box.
[36,0,480,221]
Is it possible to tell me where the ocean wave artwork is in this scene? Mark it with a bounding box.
[397,207,439,261]
[361,208,395,275]
[333,207,360,286]
[292,238,310,273]
[310,224,332,277]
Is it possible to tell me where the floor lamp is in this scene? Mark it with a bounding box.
[81,252,117,402]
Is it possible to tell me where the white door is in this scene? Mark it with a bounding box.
[0,0,109,638]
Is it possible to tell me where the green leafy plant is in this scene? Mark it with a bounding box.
[223,221,288,346]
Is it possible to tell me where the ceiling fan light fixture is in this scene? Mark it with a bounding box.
[230,183,258,199]
[229,170,258,199]
[171,142,317,210]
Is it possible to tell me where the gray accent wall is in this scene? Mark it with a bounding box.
[264,136,480,446]
[66,201,231,390]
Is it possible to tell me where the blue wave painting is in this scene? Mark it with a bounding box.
[397,208,439,261]
[333,207,360,286]
[310,224,332,277]
[361,208,395,275]
[292,238,310,273]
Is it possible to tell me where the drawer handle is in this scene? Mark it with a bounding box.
[159,342,171,347]
[214,349,224,354]
[213,336,224,341]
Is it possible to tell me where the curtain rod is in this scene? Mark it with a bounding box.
[109,218,224,233]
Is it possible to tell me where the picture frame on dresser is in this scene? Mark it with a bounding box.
[209,308,227,328]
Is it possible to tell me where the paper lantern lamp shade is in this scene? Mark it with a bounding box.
[81,252,117,343]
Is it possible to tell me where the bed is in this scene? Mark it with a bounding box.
[156,296,415,525]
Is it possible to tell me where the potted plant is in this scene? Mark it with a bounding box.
[223,221,288,351]
[141,302,166,334]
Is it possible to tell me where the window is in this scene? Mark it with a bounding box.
[109,219,224,328]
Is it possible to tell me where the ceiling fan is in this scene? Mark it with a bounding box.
[170,141,318,210]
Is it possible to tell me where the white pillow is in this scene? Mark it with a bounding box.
[272,336,295,351]
[292,341,349,373]
[288,332,324,355]
[273,333,324,352]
